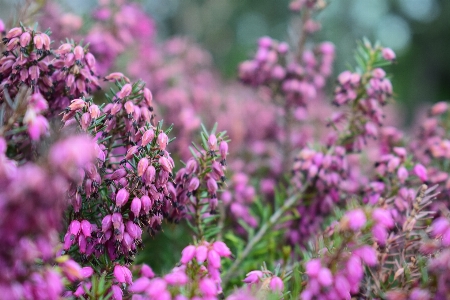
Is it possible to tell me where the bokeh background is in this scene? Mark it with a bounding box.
[1,0,449,122]
[1,0,449,273]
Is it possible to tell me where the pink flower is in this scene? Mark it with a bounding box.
[269,276,284,292]
[181,245,196,264]
[344,209,366,231]
[413,164,428,182]
[382,48,396,61]
[199,278,217,296]
[305,259,321,277]
[317,268,333,286]
[243,270,263,284]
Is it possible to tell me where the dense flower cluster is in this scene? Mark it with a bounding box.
[1,0,450,299]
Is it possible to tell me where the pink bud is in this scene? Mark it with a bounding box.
[129,277,151,293]
[33,34,43,49]
[112,213,123,229]
[81,267,94,278]
[124,101,134,115]
[243,271,263,284]
[212,241,232,257]
[188,177,200,192]
[111,168,127,180]
[344,209,366,231]
[144,88,153,107]
[208,134,217,151]
[68,99,85,111]
[6,27,22,39]
[207,249,221,269]
[125,145,139,160]
[80,220,92,237]
[111,285,122,300]
[143,165,156,184]
[80,112,91,131]
[219,141,228,161]
[131,197,142,216]
[431,218,450,238]
[74,46,84,60]
[157,132,168,150]
[102,215,112,232]
[199,278,217,296]
[105,72,130,82]
[69,220,81,236]
[164,272,188,285]
[186,158,198,174]
[141,264,155,278]
[159,156,172,173]
[317,268,333,286]
[19,32,31,47]
[137,157,149,177]
[89,104,100,119]
[181,245,196,264]
[269,276,284,292]
[207,178,218,197]
[354,246,378,266]
[413,164,428,182]
[118,84,132,99]
[195,245,208,263]
[372,224,388,245]
[430,101,448,116]
[305,259,321,277]
[382,48,396,61]
[141,129,155,147]
[372,208,394,228]
[141,195,152,213]
[397,166,408,184]
[116,188,130,207]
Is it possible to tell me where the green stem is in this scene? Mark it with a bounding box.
[222,183,309,285]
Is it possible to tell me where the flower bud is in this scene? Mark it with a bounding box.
[102,215,112,232]
[80,220,92,237]
[125,145,139,160]
[118,84,132,99]
[188,177,200,192]
[69,220,81,236]
[243,271,263,284]
[137,157,149,176]
[131,197,142,216]
[141,195,152,214]
[19,32,31,47]
[68,99,85,111]
[111,168,127,180]
[207,249,221,269]
[159,156,172,173]
[207,178,218,197]
[144,87,153,107]
[195,245,208,263]
[199,278,217,296]
[89,104,100,119]
[208,134,217,151]
[74,45,84,60]
[413,164,428,182]
[124,101,134,115]
[212,241,232,257]
[157,132,168,150]
[219,141,228,161]
[6,27,22,39]
[33,34,43,49]
[382,47,396,61]
[143,165,156,184]
[181,245,196,264]
[269,276,284,292]
[141,129,155,147]
[116,188,130,207]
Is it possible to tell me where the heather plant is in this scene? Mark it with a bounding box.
[1,0,450,299]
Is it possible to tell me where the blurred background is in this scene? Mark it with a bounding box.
[1,0,449,121]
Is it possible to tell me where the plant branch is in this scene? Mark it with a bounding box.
[222,182,310,285]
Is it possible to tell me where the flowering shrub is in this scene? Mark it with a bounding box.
[1,0,450,299]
